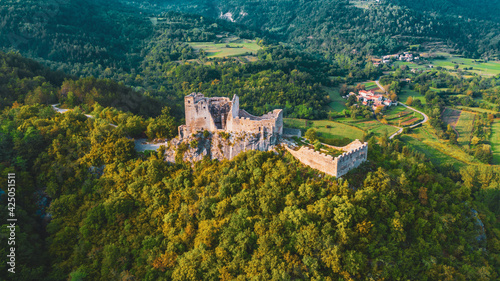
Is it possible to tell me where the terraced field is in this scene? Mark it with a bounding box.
[384,106,423,127]
[362,81,380,91]
[456,106,497,114]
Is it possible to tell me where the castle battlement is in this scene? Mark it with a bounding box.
[285,139,368,178]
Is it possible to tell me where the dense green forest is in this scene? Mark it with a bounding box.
[388,0,500,23]
[142,0,500,58]
[0,69,499,280]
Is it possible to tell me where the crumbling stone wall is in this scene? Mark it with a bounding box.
[285,140,368,177]
[285,146,338,176]
[182,93,283,137]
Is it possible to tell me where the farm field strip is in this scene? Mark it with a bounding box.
[441,108,461,127]
[456,106,497,114]
[455,111,475,146]
[384,106,423,127]
[490,120,500,164]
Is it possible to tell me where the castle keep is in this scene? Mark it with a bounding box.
[179,93,283,138]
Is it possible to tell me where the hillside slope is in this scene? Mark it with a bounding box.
[141,0,500,58]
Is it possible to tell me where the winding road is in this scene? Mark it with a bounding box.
[51,104,117,127]
[374,80,429,139]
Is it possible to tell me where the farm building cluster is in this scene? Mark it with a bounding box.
[348,90,397,111]
[381,52,420,63]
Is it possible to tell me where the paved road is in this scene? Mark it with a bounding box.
[375,79,386,93]
[388,103,430,139]
[374,80,430,139]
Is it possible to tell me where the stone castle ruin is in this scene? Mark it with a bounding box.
[166,92,368,177]
[179,93,283,138]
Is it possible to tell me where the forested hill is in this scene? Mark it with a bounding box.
[1,55,499,278]
[388,0,500,23]
[141,0,500,58]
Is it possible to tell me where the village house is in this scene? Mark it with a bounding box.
[399,52,414,62]
[351,90,396,111]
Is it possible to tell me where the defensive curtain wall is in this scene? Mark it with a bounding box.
[179,93,283,138]
[285,140,368,178]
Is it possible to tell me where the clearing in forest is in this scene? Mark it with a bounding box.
[189,40,261,58]
[426,52,500,76]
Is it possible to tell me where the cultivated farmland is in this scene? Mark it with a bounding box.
[491,120,500,164]
[455,111,476,146]
[442,108,461,127]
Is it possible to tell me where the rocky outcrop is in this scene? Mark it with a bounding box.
[165,131,279,162]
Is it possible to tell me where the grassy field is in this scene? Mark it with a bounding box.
[403,123,481,168]
[398,86,427,105]
[456,106,497,114]
[431,54,500,77]
[188,40,261,58]
[335,117,399,137]
[491,120,500,164]
[324,87,348,112]
[401,135,467,169]
[455,111,476,146]
[284,118,365,143]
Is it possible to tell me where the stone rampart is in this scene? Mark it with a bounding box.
[285,146,338,176]
[285,140,368,177]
